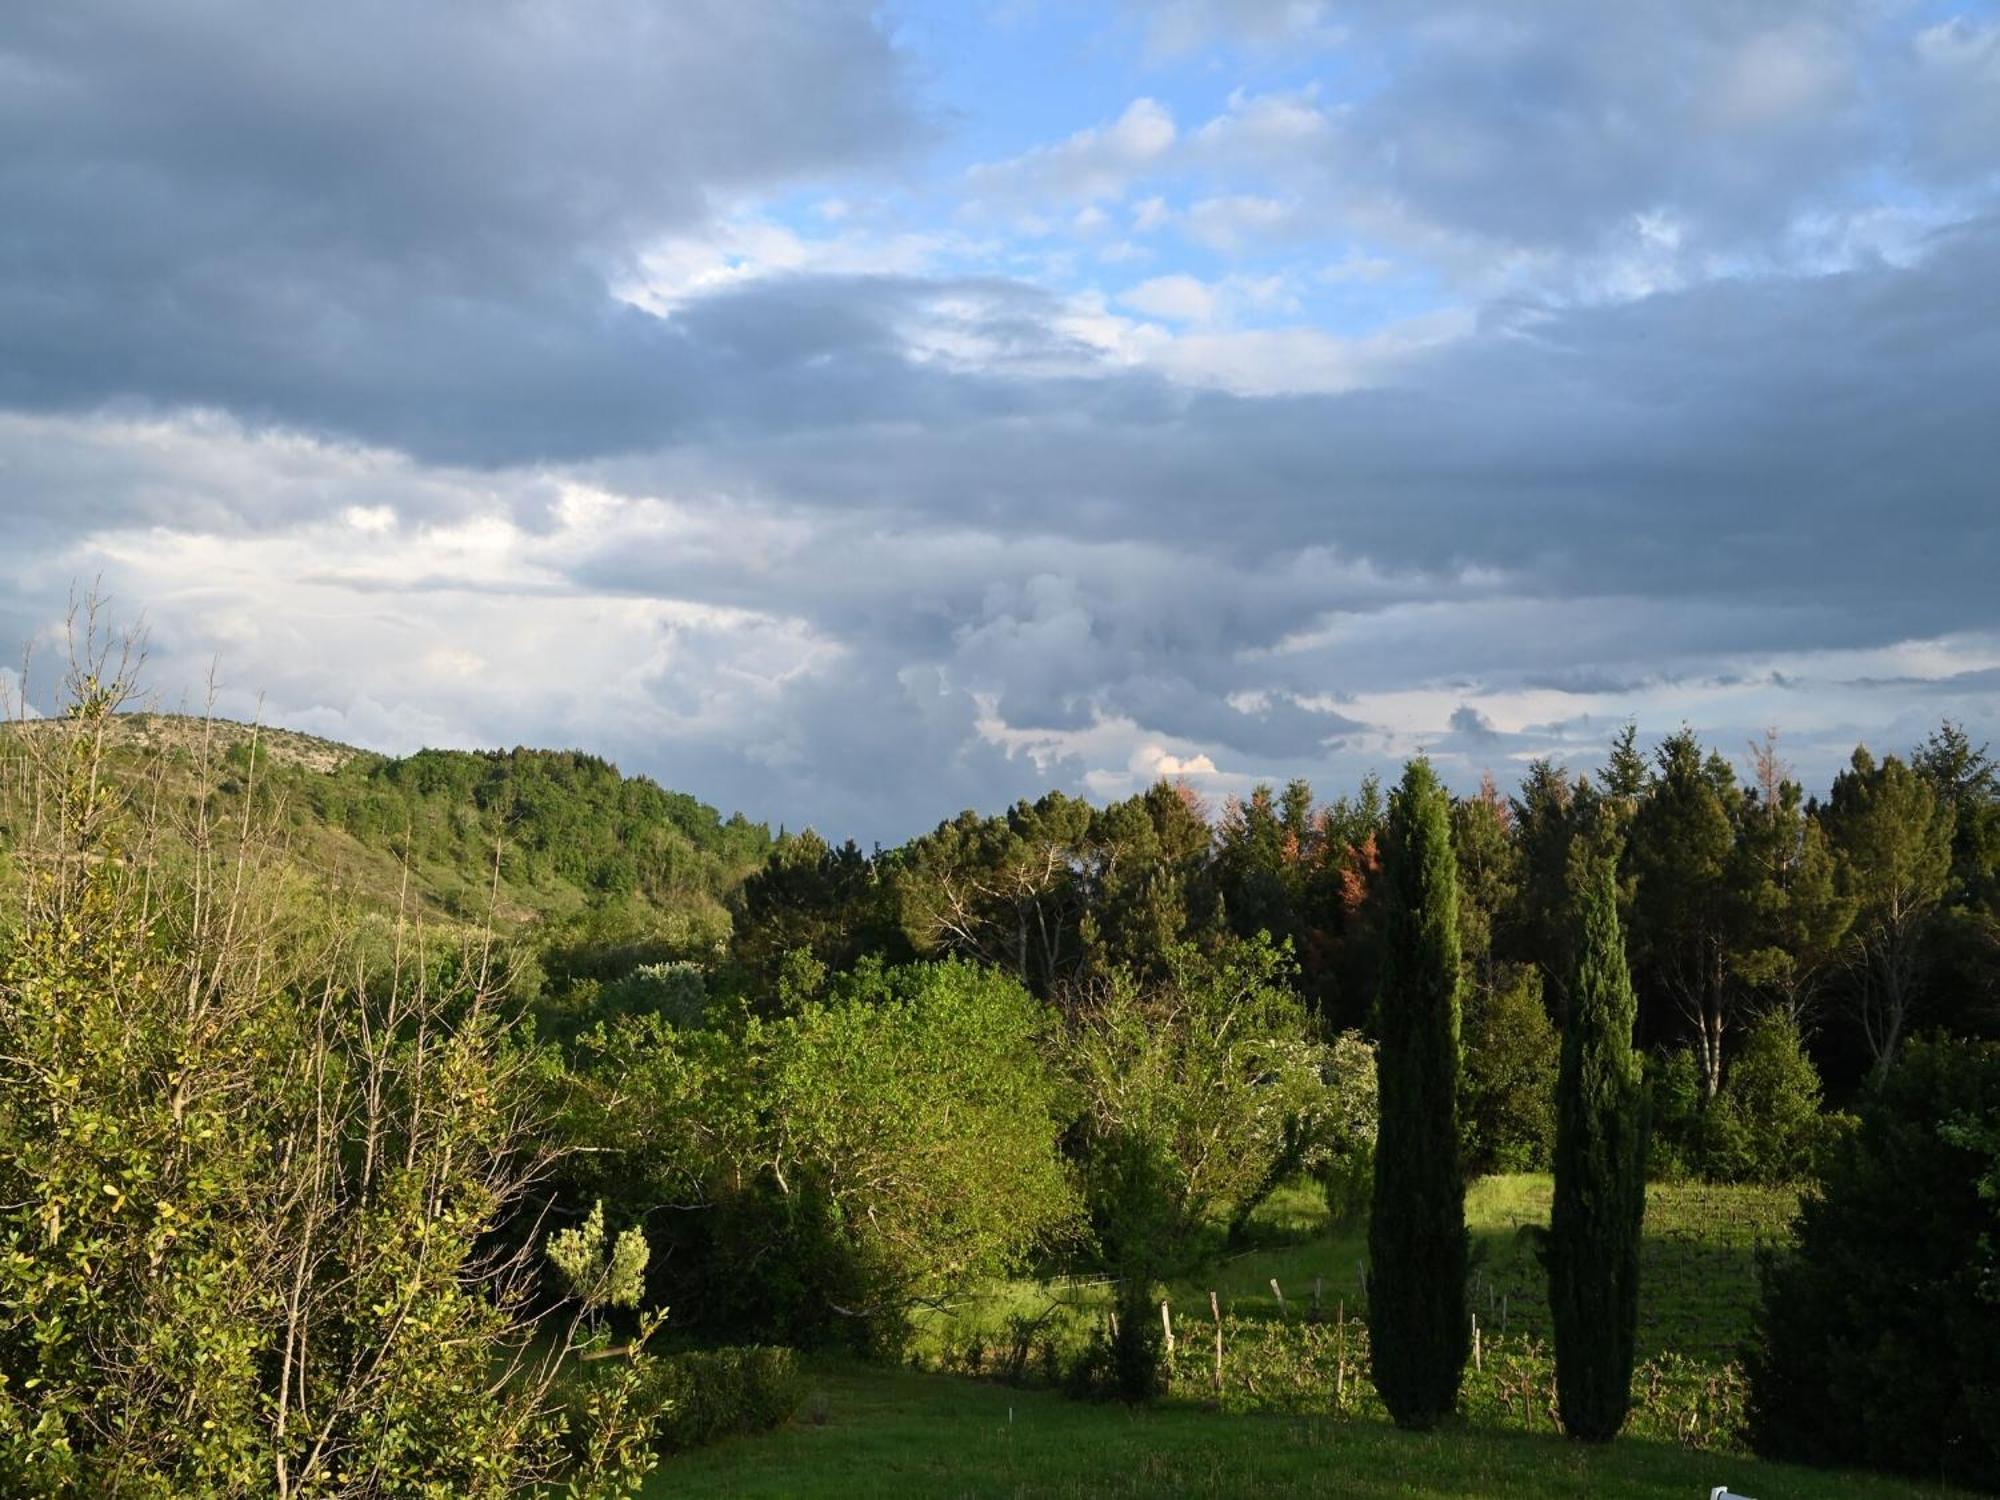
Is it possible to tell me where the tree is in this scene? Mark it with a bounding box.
[1460,964,1557,1174]
[1746,1038,2000,1489]
[1825,748,1953,1081]
[1081,779,1218,979]
[1061,937,1331,1271]
[1508,758,1582,1014]
[560,958,1078,1353]
[1215,783,1294,947]
[1543,838,1648,1442]
[1702,1012,1841,1185]
[1914,720,2000,911]
[1626,730,1743,1098]
[1318,1030,1380,1225]
[1599,723,1648,806]
[894,793,1095,994]
[1308,777,1387,1029]
[1913,722,2000,1042]
[728,829,908,1004]
[1452,774,1520,1006]
[1059,936,1332,1397]
[1733,732,1853,1028]
[1367,759,1469,1430]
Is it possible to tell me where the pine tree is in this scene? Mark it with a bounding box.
[1544,836,1648,1442]
[1367,759,1469,1430]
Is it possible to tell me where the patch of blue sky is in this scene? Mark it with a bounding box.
[723,2,1455,345]
[884,1,1359,173]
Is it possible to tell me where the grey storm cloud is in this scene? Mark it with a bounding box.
[578,224,2000,654]
[0,1,915,466]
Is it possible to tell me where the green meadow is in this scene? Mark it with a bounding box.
[645,1175,1963,1499]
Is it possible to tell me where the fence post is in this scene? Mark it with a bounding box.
[1336,1300,1347,1406]
[1270,1277,1289,1323]
[1210,1290,1224,1398]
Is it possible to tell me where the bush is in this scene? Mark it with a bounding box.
[0,671,659,1498]
[1319,1029,1378,1225]
[1745,1037,2000,1490]
[558,958,1079,1353]
[1703,1013,1844,1185]
[1461,965,1557,1175]
[1644,1047,1706,1181]
[1649,1018,1848,1186]
[645,1346,802,1454]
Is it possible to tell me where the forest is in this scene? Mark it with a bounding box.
[1,632,1996,1498]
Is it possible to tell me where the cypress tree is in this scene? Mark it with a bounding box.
[1367,759,1469,1430]
[1544,837,1648,1442]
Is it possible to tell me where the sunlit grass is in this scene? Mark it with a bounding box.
[641,1175,1966,1497]
[643,1358,1958,1499]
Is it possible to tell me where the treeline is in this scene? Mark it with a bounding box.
[303,744,770,916]
[1,718,773,950]
[708,721,1999,1173]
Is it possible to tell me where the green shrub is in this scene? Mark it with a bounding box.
[559,958,1078,1353]
[0,677,660,1499]
[1319,1029,1378,1225]
[1649,1018,1847,1186]
[1644,1047,1706,1181]
[644,1346,803,1454]
[1461,965,1557,1175]
[1746,1037,2000,1489]
[1703,1013,1841,1185]
[1321,1140,1373,1227]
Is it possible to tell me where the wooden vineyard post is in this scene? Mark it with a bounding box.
[1210,1290,1224,1398]
[1160,1301,1175,1362]
[1313,1275,1323,1322]
[1472,1312,1482,1373]
[1270,1277,1289,1323]
[1336,1304,1352,1408]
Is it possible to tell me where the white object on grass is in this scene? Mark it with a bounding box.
[1710,1488,1756,1500]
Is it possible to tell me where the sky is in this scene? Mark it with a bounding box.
[2,0,1997,842]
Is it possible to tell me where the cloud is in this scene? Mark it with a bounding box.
[1448,705,1500,743]
[1175,3,2000,288]
[2,0,1997,837]
[1119,274,1220,324]
[8,201,1995,833]
[1137,0,1341,57]
[964,98,1176,214]
[0,1,916,461]
[1908,16,2000,182]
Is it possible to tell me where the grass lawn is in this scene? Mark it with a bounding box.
[643,1359,1960,1499]
[643,1175,1964,1497]
[1179,1175,1794,1349]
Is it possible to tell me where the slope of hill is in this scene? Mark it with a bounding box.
[0,713,773,950]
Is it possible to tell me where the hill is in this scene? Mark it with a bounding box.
[0,712,773,950]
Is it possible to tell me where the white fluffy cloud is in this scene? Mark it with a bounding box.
[965,99,1177,215]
